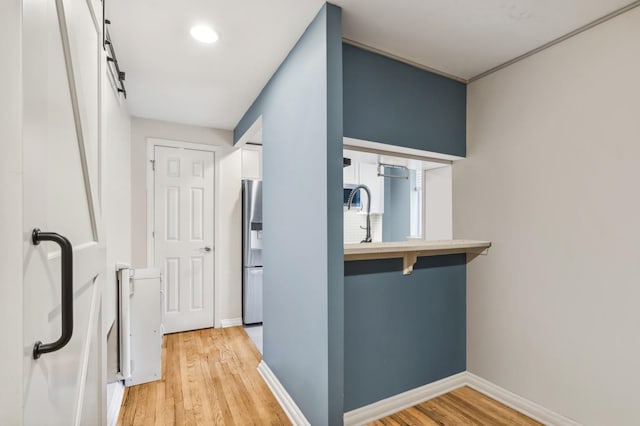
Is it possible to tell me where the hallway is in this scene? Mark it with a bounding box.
[117,327,289,425]
[119,326,545,425]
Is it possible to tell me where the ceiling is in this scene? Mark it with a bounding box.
[337,0,635,80]
[108,0,638,130]
[107,0,326,129]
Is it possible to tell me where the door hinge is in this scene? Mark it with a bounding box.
[152,231,155,238]
[150,159,155,171]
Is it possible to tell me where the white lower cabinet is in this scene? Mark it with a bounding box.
[120,268,162,387]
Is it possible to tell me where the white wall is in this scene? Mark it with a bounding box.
[454,7,640,425]
[103,81,132,331]
[0,0,23,423]
[424,165,452,241]
[130,118,242,326]
[344,211,382,243]
[241,147,262,179]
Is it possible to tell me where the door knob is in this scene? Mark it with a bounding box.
[202,246,212,252]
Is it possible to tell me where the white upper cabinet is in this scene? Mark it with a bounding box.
[343,160,384,215]
[343,161,359,185]
[241,147,262,180]
[358,162,384,214]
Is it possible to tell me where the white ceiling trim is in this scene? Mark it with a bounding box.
[343,137,461,163]
[345,0,640,85]
[469,0,640,82]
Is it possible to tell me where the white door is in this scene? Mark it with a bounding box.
[22,0,105,425]
[154,146,215,333]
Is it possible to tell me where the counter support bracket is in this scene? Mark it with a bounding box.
[403,253,418,275]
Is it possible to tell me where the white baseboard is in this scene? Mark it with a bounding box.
[465,373,581,426]
[220,317,243,328]
[343,371,581,426]
[257,361,311,426]
[106,381,125,426]
[344,372,468,426]
[255,360,579,426]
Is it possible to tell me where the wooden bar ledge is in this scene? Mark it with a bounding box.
[344,239,492,275]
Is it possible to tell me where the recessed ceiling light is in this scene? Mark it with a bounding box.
[190,25,218,44]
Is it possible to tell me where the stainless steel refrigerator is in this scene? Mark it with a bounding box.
[242,180,263,324]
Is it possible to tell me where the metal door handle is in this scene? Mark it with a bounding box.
[32,228,74,359]
[202,246,212,252]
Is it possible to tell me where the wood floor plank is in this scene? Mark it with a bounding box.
[131,383,149,425]
[197,332,230,426]
[117,327,290,426]
[394,407,439,426]
[414,397,478,425]
[451,387,540,425]
[119,329,539,426]
[369,386,543,426]
[187,331,214,426]
[120,387,136,426]
[404,407,439,425]
[439,393,510,425]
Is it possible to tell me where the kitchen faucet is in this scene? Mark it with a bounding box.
[347,184,372,243]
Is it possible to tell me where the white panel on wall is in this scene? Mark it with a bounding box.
[424,165,452,241]
[192,160,204,178]
[167,158,180,177]
[166,187,180,240]
[410,169,423,237]
[165,258,180,312]
[0,1,23,421]
[241,147,262,179]
[190,187,204,241]
[71,0,101,207]
[190,256,204,310]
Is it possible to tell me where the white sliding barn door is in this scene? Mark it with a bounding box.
[154,146,215,333]
[22,0,106,424]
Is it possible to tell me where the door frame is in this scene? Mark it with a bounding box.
[145,137,223,329]
[0,0,23,422]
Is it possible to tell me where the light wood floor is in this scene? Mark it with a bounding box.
[118,327,540,425]
[369,386,542,426]
[117,327,290,425]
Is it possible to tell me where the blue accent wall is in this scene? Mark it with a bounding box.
[233,6,468,419]
[382,167,411,242]
[325,4,345,424]
[233,4,344,424]
[344,255,467,411]
[342,43,467,157]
